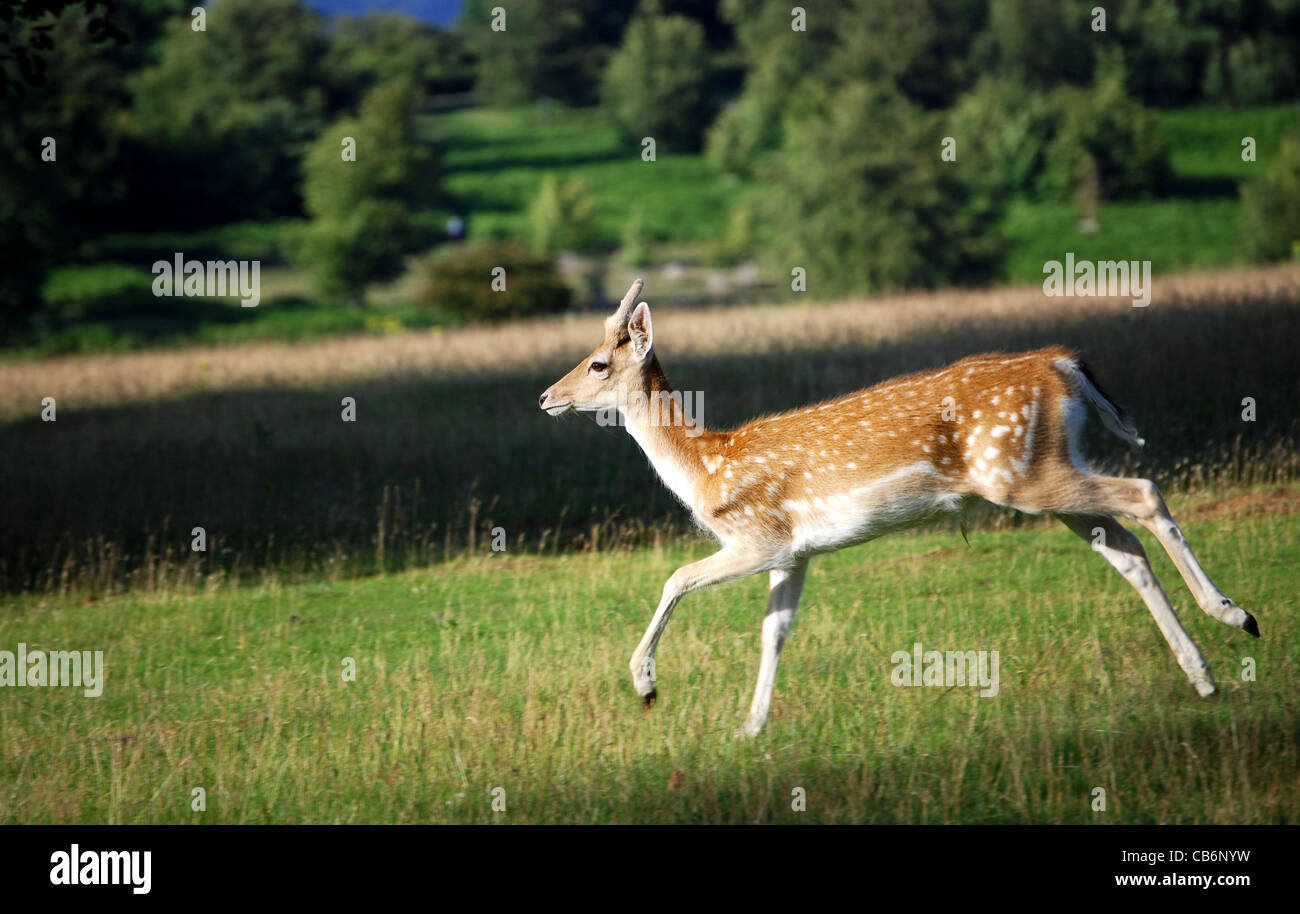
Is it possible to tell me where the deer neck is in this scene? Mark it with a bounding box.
[619,358,712,508]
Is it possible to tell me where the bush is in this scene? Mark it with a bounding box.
[295,200,415,308]
[1242,133,1300,263]
[601,8,712,152]
[416,241,572,323]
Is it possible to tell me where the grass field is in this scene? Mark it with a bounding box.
[3,262,1296,823]
[2,487,1296,824]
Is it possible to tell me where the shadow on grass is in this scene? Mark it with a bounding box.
[587,695,1298,823]
[1165,175,1242,199]
[2,289,1297,591]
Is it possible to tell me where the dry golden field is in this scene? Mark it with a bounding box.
[1,264,1297,593]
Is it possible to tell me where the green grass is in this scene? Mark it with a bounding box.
[999,198,1248,281]
[427,103,751,246]
[999,104,1300,282]
[3,498,1295,823]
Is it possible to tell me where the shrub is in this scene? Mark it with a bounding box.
[1242,133,1300,263]
[416,241,572,323]
[41,263,154,319]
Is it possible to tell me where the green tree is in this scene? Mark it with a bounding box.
[325,12,474,108]
[458,0,637,106]
[763,80,1003,295]
[1242,133,1300,262]
[1037,53,1170,203]
[0,6,137,328]
[707,0,986,175]
[297,78,439,308]
[601,4,712,151]
[125,0,329,224]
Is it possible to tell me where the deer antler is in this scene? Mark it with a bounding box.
[605,278,645,334]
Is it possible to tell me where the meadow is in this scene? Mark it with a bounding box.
[2,491,1296,824]
[2,264,1297,823]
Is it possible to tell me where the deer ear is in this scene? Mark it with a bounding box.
[628,301,653,362]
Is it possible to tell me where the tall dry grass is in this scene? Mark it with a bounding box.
[1,264,1297,594]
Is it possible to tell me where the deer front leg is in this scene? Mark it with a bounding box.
[630,545,773,708]
[740,559,809,738]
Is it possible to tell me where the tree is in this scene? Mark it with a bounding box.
[297,78,438,308]
[602,4,712,151]
[459,0,638,106]
[1242,133,1300,263]
[707,0,986,175]
[0,5,136,328]
[763,80,1003,295]
[325,12,474,109]
[125,0,329,225]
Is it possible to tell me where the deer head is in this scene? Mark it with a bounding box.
[538,279,654,416]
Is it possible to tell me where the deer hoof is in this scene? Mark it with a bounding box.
[1242,612,1260,638]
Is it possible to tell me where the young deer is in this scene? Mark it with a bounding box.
[539,280,1258,736]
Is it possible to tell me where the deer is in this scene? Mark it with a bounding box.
[538,279,1258,737]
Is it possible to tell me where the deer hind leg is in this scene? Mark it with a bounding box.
[1058,513,1216,696]
[629,544,774,709]
[740,559,809,738]
[1070,475,1258,637]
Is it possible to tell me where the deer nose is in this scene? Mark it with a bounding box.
[538,391,550,409]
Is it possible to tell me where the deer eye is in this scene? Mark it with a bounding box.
[589,360,608,374]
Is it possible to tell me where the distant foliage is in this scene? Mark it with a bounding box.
[602,8,712,151]
[703,204,756,266]
[0,7,134,327]
[619,204,653,267]
[416,241,573,322]
[528,176,600,253]
[1037,55,1171,202]
[460,0,638,106]
[296,78,438,307]
[324,12,475,107]
[126,0,330,225]
[765,80,1004,294]
[1242,133,1300,262]
[945,77,1061,200]
[950,60,1171,205]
